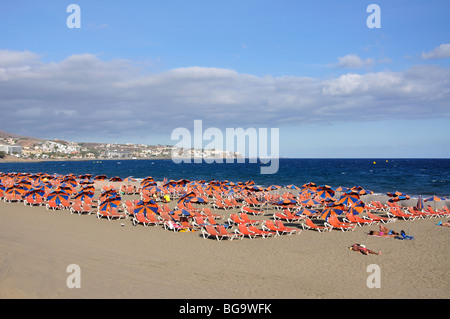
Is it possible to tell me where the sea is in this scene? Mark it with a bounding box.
[1,158,449,197]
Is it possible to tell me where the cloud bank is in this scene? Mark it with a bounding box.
[422,43,450,60]
[0,49,449,143]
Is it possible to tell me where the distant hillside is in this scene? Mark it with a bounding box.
[0,129,44,147]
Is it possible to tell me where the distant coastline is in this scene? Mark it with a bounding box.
[0,155,173,163]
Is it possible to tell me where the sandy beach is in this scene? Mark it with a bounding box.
[0,181,449,299]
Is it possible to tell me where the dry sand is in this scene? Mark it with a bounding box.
[0,182,449,299]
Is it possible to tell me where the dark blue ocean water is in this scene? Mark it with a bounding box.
[1,158,449,197]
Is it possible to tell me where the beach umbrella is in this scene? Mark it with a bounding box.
[72,189,95,201]
[5,184,26,198]
[315,186,335,200]
[284,184,300,190]
[133,199,159,217]
[141,180,157,188]
[47,190,69,205]
[387,191,410,202]
[424,195,447,210]
[143,185,163,194]
[109,176,123,182]
[275,199,297,206]
[185,196,207,204]
[79,178,95,185]
[335,186,349,192]
[94,175,108,181]
[298,189,315,199]
[301,182,317,192]
[178,191,197,203]
[424,195,447,202]
[295,208,319,217]
[33,181,53,193]
[388,195,410,203]
[351,186,373,196]
[387,191,408,198]
[123,177,136,184]
[299,198,321,207]
[416,195,424,211]
[321,206,345,221]
[59,184,75,195]
[171,209,192,217]
[347,200,366,215]
[337,190,360,206]
[78,174,92,180]
[99,188,120,202]
[99,195,121,212]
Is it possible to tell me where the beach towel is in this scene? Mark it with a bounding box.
[395,230,414,240]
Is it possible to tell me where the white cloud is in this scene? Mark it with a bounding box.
[422,43,450,60]
[0,49,449,143]
[333,54,375,69]
[0,49,40,67]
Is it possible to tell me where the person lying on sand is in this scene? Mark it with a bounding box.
[368,230,398,238]
[379,224,399,236]
[349,243,381,255]
[437,220,450,227]
[368,225,398,237]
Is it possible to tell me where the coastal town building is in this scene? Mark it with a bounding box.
[0,144,22,156]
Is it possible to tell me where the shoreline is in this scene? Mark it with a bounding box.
[3,156,449,164]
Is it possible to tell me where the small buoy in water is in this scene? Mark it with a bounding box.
[373,161,376,164]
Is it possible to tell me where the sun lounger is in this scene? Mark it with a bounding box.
[251,197,266,207]
[344,212,374,226]
[230,198,243,208]
[241,206,264,215]
[70,202,92,215]
[23,195,42,206]
[132,212,162,226]
[438,206,450,216]
[83,196,97,208]
[368,201,388,212]
[302,218,331,232]
[273,209,303,222]
[46,200,62,210]
[365,211,396,224]
[247,225,276,238]
[262,220,287,236]
[406,207,431,219]
[228,213,249,225]
[205,215,219,226]
[212,200,229,210]
[425,206,446,217]
[123,200,135,215]
[239,212,263,225]
[244,197,257,207]
[192,215,208,228]
[325,216,356,232]
[60,198,71,210]
[201,225,234,241]
[216,225,243,240]
[387,207,417,221]
[97,207,127,221]
[236,223,263,239]
[274,220,302,235]
[4,193,20,203]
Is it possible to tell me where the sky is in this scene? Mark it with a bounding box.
[0,0,449,158]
